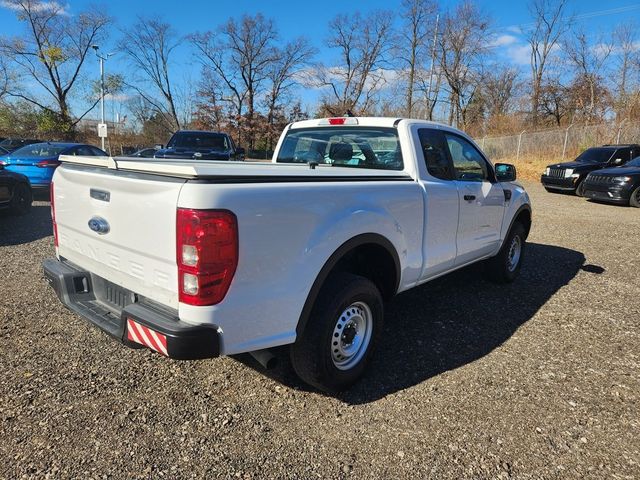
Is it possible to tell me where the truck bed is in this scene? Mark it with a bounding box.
[59,155,414,181]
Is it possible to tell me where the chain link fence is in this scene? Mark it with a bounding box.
[479,121,640,163]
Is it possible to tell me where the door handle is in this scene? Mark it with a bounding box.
[464,195,476,201]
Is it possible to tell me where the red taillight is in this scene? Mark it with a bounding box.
[328,118,346,125]
[50,182,58,247]
[36,159,61,168]
[176,208,238,306]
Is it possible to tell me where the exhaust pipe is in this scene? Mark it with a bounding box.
[249,349,278,370]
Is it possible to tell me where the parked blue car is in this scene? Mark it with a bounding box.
[0,142,107,189]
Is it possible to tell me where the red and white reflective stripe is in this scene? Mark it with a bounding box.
[126,318,168,356]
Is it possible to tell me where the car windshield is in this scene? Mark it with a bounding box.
[276,127,404,170]
[9,144,69,158]
[575,148,614,163]
[627,157,640,167]
[167,132,229,150]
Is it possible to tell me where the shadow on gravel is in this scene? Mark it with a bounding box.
[236,243,592,403]
[0,205,52,246]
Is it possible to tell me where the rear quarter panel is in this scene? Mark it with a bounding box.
[178,180,424,355]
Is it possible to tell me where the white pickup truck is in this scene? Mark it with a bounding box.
[44,117,531,392]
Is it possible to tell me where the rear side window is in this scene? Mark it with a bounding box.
[276,127,403,170]
[418,128,452,180]
[90,147,107,156]
[76,146,94,156]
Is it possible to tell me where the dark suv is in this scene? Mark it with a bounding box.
[154,130,245,161]
[540,144,640,196]
[582,156,640,207]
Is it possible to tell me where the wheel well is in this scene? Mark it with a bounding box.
[296,234,400,335]
[514,208,532,239]
[332,243,398,301]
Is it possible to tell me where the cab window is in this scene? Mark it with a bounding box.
[444,134,489,182]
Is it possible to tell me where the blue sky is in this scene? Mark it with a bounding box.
[1,0,639,121]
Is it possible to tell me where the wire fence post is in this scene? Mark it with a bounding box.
[516,130,526,161]
[562,124,573,160]
[481,136,486,149]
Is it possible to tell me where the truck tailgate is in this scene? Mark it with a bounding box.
[53,165,184,308]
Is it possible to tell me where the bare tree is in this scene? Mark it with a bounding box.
[119,17,182,132]
[526,0,570,126]
[398,0,438,117]
[0,0,110,136]
[0,53,14,100]
[191,14,279,148]
[483,66,520,117]
[564,30,613,122]
[612,23,640,120]
[264,38,315,148]
[437,1,492,128]
[315,10,394,115]
[539,77,570,126]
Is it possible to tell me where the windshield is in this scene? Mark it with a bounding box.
[9,143,69,158]
[276,127,403,170]
[575,148,614,163]
[167,132,229,150]
[627,156,640,167]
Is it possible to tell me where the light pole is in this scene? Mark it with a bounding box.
[92,45,115,152]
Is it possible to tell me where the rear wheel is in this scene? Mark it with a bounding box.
[10,183,32,216]
[630,186,640,208]
[485,222,526,283]
[290,273,383,393]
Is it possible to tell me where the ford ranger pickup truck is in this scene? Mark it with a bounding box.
[43,117,532,392]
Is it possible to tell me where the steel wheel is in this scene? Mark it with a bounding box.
[330,302,373,370]
[506,235,522,273]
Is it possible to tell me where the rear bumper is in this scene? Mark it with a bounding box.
[540,175,579,191]
[43,258,220,359]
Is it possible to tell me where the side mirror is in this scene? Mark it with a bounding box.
[495,163,516,182]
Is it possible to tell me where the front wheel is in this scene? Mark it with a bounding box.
[575,181,586,197]
[630,186,640,208]
[485,222,526,283]
[290,273,383,393]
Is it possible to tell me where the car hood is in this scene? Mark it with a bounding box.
[588,165,640,176]
[155,147,232,160]
[546,161,608,171]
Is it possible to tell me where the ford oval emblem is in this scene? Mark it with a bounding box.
[88,216,110,235]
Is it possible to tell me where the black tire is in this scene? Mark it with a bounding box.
[630,186,640,208]
[575,181,586,197]
[485,222,526,284]
[290,273,384,393]
[10,183,32,216]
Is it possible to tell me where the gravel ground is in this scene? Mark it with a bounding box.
[1,182,638,479]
